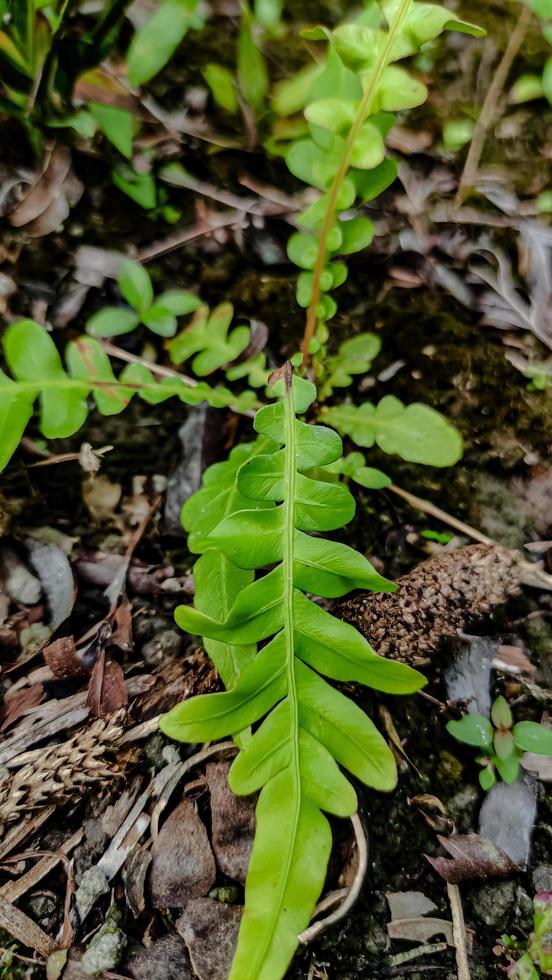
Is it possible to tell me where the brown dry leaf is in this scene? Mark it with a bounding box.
[150,797,216,908]
[74,66,137,110]
[43,636,87,680]
[176,897,242,980]
[206,761,255,882]
[493,644,536,675]
[0,683,44,732]
[124,846,152,917]
[8,145,83,237]
[426,833,519,884]
[387,916,454,945]
[87,649,129,717]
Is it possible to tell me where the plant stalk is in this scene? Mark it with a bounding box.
[454,2,531,208]
[302,0,413,361]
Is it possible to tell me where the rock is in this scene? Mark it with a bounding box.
[469,879,516,930]
[532,863,552,893]
[150,797,216,908]
[445,637,495,717]
[176,897,242,980]
[75,867,109,919]
[447,785,480,833]
[81,905,127,975]
[479,777,537,868]
[128,933,192,980]
[206,762,255,882]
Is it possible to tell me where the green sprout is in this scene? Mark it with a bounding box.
[447,695,552,791]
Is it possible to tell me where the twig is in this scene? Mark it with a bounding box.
[388,483,552,591]
[447,883,471,980]
[298,812,368,944]
[150,741,238,838]
[455,4,532,207]
[0,831,82,903]
[136,209,245,263]
[0,895,56,958]
[388,484,493,546]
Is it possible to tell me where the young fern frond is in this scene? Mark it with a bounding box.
[283,0,484,355]
[161,368,425,980]
[0,320,256,473]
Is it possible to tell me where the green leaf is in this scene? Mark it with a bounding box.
[237,3,268,109]
[447,714,494,749]
[86,307,140,338]
[0,322,252,473]
[296,660,398,790]
[495,753,520,784]
[89,103,133,159]
[335,216,374,255]
[202,63,239,113]
[352,466,392,489]
[118,259,153,314]
[0,369,35,471]
[168,303,251,375]
[112,164,157,209]
[4,319,88,438]
[156,290,202,317]
[374,65,427,112]
[163,373,425,979]
[320,332,381,398]
[160,634,287,741]
[479,765,496,791]
[127,0,201,87]
[493,729,515,760]
[142,304,178,337]
[513,721,552,756]
[321,396,463,466]
[491,695,513,731]
[228,769,331,980]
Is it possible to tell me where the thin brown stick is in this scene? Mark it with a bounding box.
[447,882,471,980]
[136,209,244,263]
[455,4,532,208]
[298,812,368,944]
[388,484,494,546]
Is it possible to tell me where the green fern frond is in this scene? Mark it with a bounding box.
[0,320,255,474]
[161,368,425,979]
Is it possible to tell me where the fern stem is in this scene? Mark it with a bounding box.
[302,0,413,360]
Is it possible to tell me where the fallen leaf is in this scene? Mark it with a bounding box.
[8,145,83,237]
[24,535,76,631]
[0,683,44,732]
[43,636,87,680]
[206,761,255,882]
[87,649,128,717]
[493,644,536,675]
[426,833,519,884]
[176,897,242,980]
[150,797,216,908]
[387,916,454,946]
[386,891,437,920]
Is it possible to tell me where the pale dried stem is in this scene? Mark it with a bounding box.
[298,812,368,944]
[455,4,532,208]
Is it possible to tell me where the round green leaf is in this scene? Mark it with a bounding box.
[86,307,140,338]
[142,304,178,337]
[513,721,552,756]
[447,714,493,749]
[491,695,513,730]
[495,753,520,784]
[118,259,153,314]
